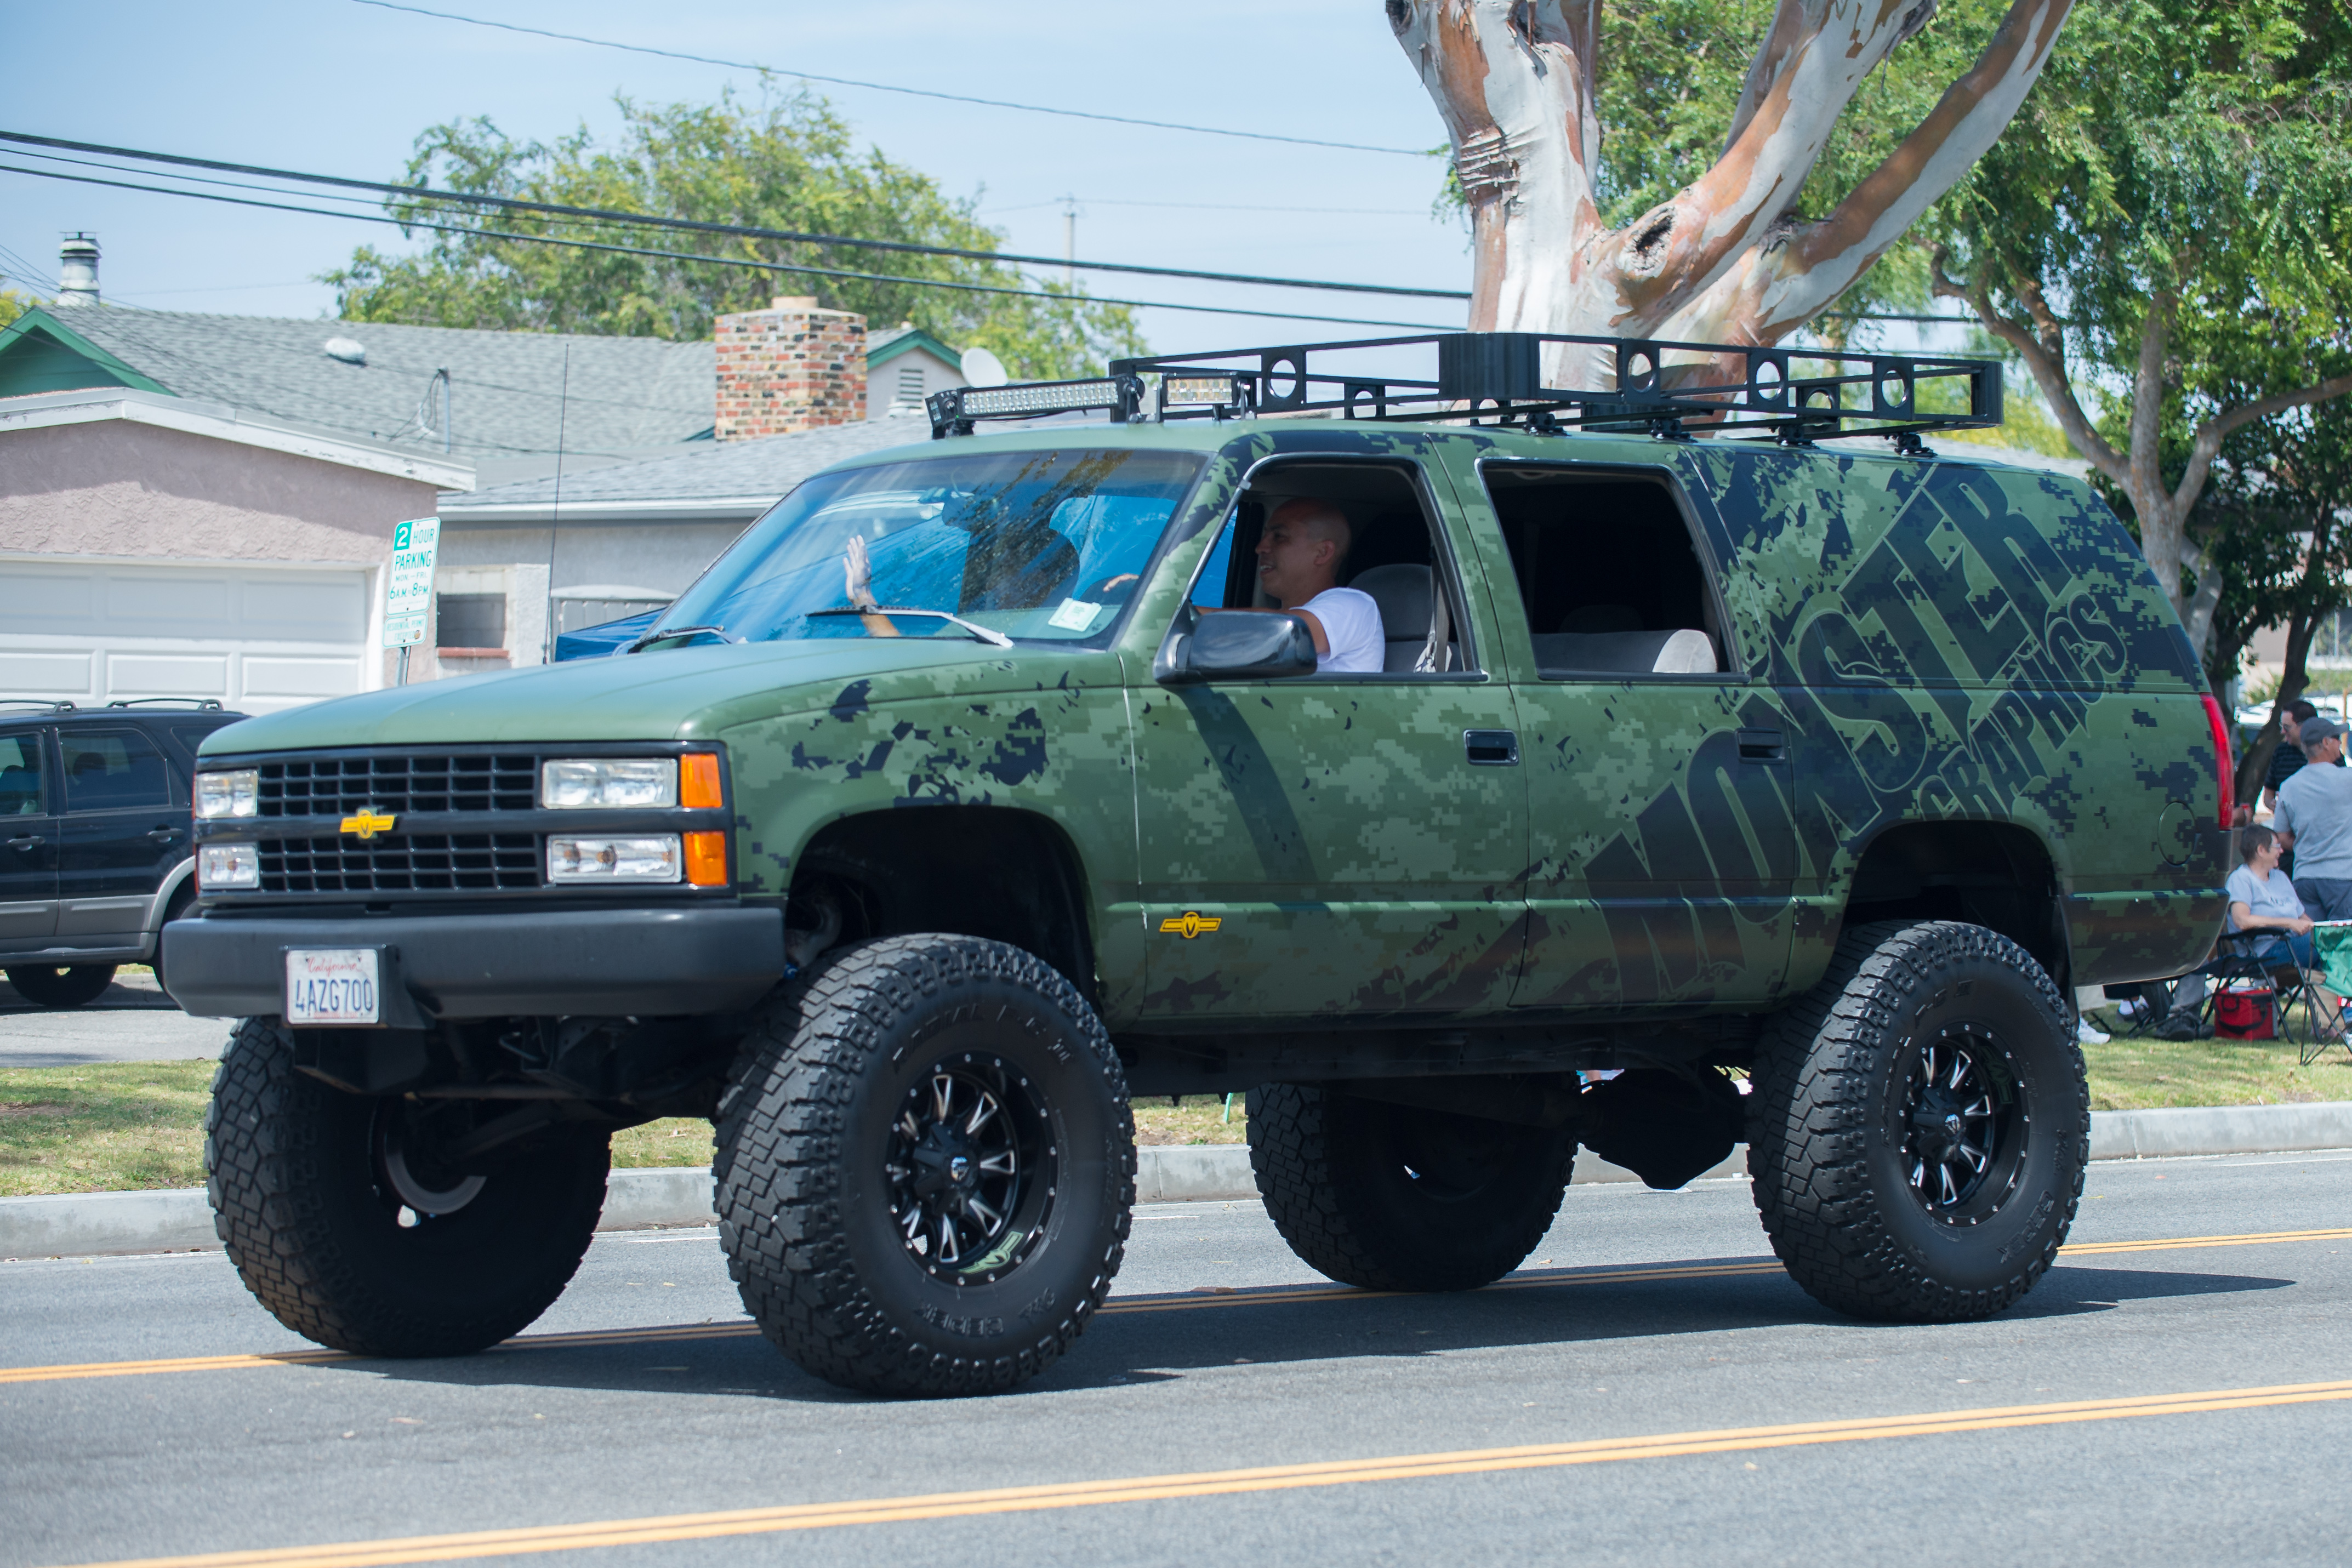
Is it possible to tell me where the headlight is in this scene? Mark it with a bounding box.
[195,769,259,819]
[198,843,259,890]
[542,759,677,809]
[547,834,681,882]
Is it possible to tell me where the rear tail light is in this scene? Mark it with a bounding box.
[2200,693,2235,829]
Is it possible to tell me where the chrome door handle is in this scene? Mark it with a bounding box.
[147,827,184,841]
[5,834,43,850]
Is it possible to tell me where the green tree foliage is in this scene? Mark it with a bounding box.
[2193,403,2352,796]
[0,288,31,328]
[1927,1,2352,637]
[324,90,1143,379]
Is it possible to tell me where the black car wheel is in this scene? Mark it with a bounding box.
[206,1017,610,1357]
[5,964,117,1009]
[1749,920,2087,1321]
[715,934,1134,1397]
[1248,1084,1573,1292]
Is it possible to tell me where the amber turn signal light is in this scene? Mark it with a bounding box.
[680,752,724,808]
[684,830,728,887]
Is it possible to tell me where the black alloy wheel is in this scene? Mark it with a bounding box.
[887,1055,1054,1284]
[715,934,1134,1398]
[1900,1024,2021,1223]
[1749,920,2087,1322]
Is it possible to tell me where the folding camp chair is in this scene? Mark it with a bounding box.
[2196,930,2345,1063]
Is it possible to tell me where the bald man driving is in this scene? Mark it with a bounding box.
[1210,498,1383,673]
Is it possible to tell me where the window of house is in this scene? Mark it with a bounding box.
[436,594,508,652]
[1479,466,1730,677]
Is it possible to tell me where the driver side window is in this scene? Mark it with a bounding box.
[1188,463,1476,676]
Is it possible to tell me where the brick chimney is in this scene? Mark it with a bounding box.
[713,297,867,440]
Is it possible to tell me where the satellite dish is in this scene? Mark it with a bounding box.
[322,337,368,366]
[960,346,1009,387]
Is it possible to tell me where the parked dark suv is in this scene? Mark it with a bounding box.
[1,699,246,1008]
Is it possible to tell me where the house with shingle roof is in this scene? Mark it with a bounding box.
[0,253,972,700]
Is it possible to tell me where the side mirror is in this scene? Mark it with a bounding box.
[1155,609,1318,685]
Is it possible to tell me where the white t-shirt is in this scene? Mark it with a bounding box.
[1300,587,1384,674]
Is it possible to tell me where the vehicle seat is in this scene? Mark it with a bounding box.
[1558,603,1644,634]
[1529,628,1719,675]
[1348,563,1438,672]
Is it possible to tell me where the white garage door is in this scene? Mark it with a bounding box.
[0,558,375,714]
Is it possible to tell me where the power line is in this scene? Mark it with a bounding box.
[348,0,1431,158]
[0,130,1471,303]
[986,197,1433,217]
[0,161,1460,333]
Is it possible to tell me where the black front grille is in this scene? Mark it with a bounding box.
[260,755,538,818]
[260,834,543,893]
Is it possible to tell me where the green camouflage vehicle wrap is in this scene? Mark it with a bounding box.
[201,417,2224,1034]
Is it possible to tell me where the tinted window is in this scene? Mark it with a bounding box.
[60,729,174,811]
[437,594,508,650]
[0,728,44,816]
[653,448,1205,647]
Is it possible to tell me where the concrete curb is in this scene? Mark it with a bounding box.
[10,1103,2351,1258]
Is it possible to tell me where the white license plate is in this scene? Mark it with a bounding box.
[284,949,380,1026]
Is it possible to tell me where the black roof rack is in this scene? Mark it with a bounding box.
[103,698,226,711]
[927,330,2000,450]
[0,699,76,714]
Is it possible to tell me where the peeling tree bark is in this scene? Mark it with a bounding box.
[1389,0,2075,384]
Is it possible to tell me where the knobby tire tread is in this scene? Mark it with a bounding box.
[1748,919,2086,1321]
[713,935,1134,1397]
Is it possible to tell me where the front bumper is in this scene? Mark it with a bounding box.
[163,906,786,1020]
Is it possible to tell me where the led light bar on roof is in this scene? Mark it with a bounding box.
[960,380,1122,417]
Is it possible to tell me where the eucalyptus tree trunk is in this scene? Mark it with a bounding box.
[1387,0,2076,386]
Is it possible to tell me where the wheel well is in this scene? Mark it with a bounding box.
[788,807,1098,1003]
[1841,822,2066,987]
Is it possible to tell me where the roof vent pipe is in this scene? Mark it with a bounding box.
[56,233,99,307]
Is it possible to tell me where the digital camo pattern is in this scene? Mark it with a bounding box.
[210,414,2224,1024]
[1689,441,2223,988]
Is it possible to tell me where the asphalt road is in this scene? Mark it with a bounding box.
[0,972,230,1067]
[5,1152,2351,1568]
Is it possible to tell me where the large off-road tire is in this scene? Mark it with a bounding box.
[1749,919,2087,1321]
[1246,1084,1573,1292]
[206,1017,610,1357]
[714,935,1134,1398]
[7,963,116,1008]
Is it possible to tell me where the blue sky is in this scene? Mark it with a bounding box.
[1,0,1473,354]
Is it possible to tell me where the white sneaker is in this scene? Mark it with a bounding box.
[2117,997,2146,1019]
[2077,1016,2111,1045]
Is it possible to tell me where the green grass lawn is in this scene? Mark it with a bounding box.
[3,1045,2339,1200]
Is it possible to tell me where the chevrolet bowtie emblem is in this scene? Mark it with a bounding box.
[340,808,396,841]
[1158,910,1221,939]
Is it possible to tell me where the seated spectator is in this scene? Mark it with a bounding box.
[2226,823,2344,1039]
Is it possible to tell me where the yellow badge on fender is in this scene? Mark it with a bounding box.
[340,809,396,840]
[1158,911,1221,939]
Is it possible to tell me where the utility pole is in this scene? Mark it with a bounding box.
[1061,195,1077,288]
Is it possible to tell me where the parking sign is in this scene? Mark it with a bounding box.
[383,516,441,648]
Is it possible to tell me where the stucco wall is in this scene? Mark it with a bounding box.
[0,418,439,563]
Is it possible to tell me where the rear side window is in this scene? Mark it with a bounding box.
[0,728,44,816]
[1480,466,1730,677]
[60,729,174,812]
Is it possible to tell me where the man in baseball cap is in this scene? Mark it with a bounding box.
[2274,714,2352,920]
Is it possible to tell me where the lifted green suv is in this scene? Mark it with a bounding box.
[168,333,2229,1395]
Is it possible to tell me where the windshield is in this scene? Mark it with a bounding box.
[644,447,1206,648]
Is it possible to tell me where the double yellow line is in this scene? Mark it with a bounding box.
[5,1226,2345,1390]
[53,1378,2352,1568]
